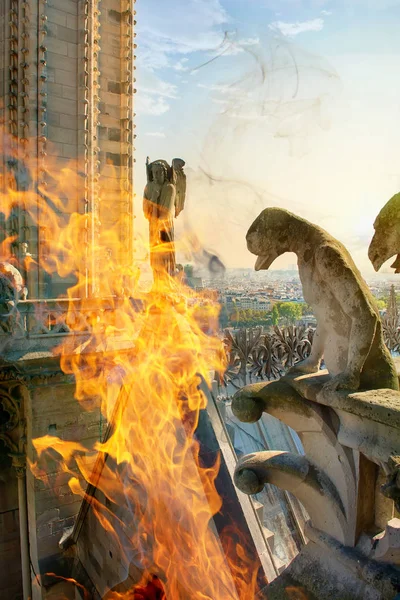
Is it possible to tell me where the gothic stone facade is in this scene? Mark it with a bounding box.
[0,1,135,598]
[0,0,135,298]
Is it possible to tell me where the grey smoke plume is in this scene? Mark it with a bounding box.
[176,31,342,269]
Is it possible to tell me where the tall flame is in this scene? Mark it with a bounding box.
[1,134,260,598]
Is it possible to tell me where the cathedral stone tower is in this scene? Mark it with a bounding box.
[0,0,136,298]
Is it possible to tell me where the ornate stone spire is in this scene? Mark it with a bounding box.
[387,284,399,322]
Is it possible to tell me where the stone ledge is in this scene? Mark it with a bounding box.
[283,370,400,430]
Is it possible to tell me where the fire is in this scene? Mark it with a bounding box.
[35,573,91,600]
[1,133,260,598]
[285,587,308,600]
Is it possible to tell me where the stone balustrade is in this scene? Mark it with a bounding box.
[0,297,143,357]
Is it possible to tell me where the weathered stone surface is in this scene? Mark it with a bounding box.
[232,355,400,596]
[381,456,400,512]
[279,371,400,470]
[275,524,400,600]
[143,158,186,282]
[0,262,25,335]
[372,518,400,567]
[246,208,398,392]
[232,378,358,535]
[235,451,349,545]
[369,192,400,273]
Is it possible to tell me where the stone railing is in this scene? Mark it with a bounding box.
[223,323,400,387]
[0,299,84,337]
[382,314,400,353]
[222,326,315,388]
[0,297,143,357]
[2,304,396,360]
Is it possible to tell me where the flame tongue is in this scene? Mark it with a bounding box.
[106,296,239,599]
[1,132,259,599]
[132,576,166,599]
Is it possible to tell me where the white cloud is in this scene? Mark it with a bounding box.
[136,73,178,116]
[197,83,242,95]
[321,10,332,15]
[136,0,229,71]
[241,37,260,47]
[145,132,166,137]
[141,80,178,99]
[211,98,229,105]
[173,58,189,72]
[135,0,229,118]
[136,95,171,116]
[269,18,324,37]
[221,36,260,56]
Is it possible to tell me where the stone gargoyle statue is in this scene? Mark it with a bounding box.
[0,261,24,333]
[369,192,400,273]
[246,208,398,392]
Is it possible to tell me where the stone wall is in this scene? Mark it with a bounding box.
[0,462,22,599]
[0,355,105,599]
[23,361,105,589]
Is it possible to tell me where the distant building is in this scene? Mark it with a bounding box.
[256,298,271,311]
[187,277,203,290]
[296,316,317,328]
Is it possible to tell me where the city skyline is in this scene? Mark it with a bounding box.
[135,0,400,275]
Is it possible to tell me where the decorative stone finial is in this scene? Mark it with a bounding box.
[143,157,186,283]
[369,193,400,273]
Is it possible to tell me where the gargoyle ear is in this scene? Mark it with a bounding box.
[172,158,185,169]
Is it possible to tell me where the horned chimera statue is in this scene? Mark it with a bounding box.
[143,157,186,283]
[246,207,398,392]
[0,261,25,333]
[369,192,400,273]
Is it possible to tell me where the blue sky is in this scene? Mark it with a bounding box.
[135,0,400,273]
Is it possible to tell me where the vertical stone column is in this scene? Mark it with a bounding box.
[97,0,135,285]
[79,0,91,297]
[0,0,42,296]
[0,381,31,599]
[7,0,20,261]
[25,0,41,298]
[12,452,32,600]
[120,0,135,274]
[0,1,9,194]
[89,0,101,295]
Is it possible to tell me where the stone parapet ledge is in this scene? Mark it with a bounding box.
[0,296,143,359]
[283,370,400,465]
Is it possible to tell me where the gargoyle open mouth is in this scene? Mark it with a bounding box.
[391,254,400,273]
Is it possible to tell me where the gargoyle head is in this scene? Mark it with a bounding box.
[246,208,294,270]
[368,193,400,272]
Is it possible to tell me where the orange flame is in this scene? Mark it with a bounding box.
[285,586,309,600]
[34,573,91,600]
[1,132,260,599]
